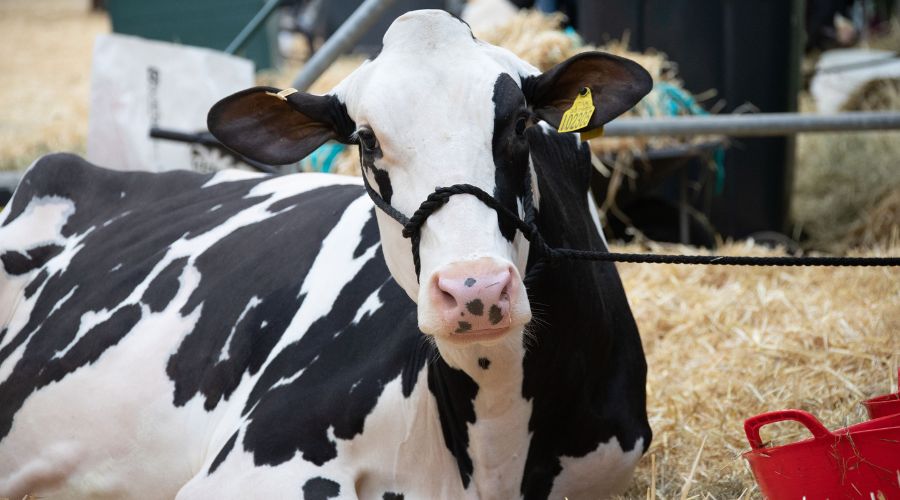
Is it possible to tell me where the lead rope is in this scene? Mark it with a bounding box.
[359,168,900,283]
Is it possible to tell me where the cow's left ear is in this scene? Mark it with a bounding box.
[207,86,356,166]
[522,51,652,132]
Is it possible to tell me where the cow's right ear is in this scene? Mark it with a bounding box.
[207,87,356,166]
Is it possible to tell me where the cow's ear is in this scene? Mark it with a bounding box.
[207,86,356,166]
[522,52,652,132]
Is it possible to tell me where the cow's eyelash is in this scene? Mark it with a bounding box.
[353,127,379,150]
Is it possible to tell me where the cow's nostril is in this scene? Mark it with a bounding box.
[499,280,511,302]
[440,290,457,310]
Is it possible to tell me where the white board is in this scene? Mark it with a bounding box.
[87,34,254,172]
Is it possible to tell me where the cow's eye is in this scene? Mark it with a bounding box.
[514,115,528,136]
[357,128,379,151]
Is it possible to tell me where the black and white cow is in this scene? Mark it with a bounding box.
[0,10,651,499]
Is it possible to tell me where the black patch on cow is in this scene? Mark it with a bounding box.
[455,321,472,333]
[24,269,49,298]
[383,493,404,500]
[1,251,29,275]
[358,136,392,205]
[465,299,483,316]
[302,477,341,500]
[464,277,476,287]
[490,74,530,241]
[167,183,367,411]
[488,305,503,325]
[428,359,479,488]
[208,430,238,475]
[142,257,187,313]
[372,167,393,205]
[353,213,379,259]
[0,328,6,345]
[240,252,427,466]
[478,357,490,370]
[1,245,63,275]
[518,130,651,498]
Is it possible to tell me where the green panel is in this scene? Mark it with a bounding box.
[107,0,277,70]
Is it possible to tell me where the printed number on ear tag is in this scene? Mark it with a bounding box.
[558,87,596,134]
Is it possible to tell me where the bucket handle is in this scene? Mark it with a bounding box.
[744,409,832,450]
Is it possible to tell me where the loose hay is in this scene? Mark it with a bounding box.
[612,240,899,498]
[794,20,900,252]
[792,91,900,252]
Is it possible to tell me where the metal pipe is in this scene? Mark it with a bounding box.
[602,111,900,137]
[292,0,399,91]
[225,0,283,56]
[149,128,279,174]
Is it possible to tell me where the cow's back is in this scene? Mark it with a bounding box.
[0,154,418,498]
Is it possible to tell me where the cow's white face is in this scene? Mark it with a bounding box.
[332,12,535,341]
[208,9,651,349]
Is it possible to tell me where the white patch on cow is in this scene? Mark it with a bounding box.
[209,204,222,212]
[467,345,532,499]
[331,371,468,499]
[110,263,122,272]
[0,217,98,376]
[218,296,262,362]
[200,168,265,188]
[0,291,209,499]
[298,196,378,302]
[176,421,357,500]
[352,285,384,325]
[587,187,609,247]
[547,436,644,499]
[270,367,306,390]
[0,196,74,254]
[102,210,131,227]
[247,172,361,205]
[54,297,121,360]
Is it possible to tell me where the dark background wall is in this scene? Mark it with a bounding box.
[578,0,805,238]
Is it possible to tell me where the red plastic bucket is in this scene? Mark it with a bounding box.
[743,409,900,499]
[862,368,900,420]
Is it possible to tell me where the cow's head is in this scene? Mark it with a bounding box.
[208,10,650,350]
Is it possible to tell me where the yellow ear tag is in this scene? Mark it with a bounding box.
[558,87,596,134]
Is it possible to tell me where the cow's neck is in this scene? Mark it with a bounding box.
[516,131,649,497]
[429,335,531,499]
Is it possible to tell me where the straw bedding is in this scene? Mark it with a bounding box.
[1,3,898,497]
[613,240,899,498]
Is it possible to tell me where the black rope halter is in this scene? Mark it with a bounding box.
[359,165,900,283]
